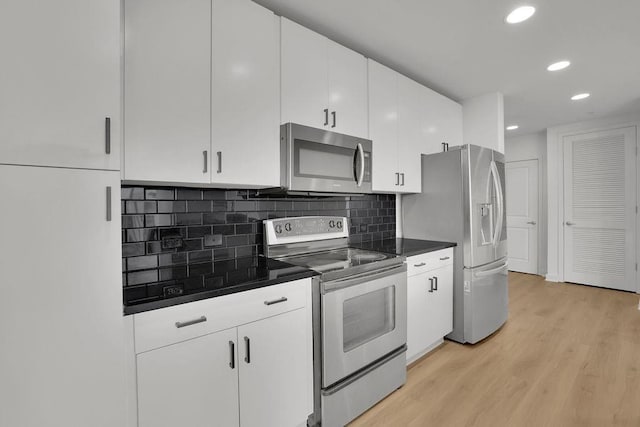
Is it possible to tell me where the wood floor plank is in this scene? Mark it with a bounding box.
[349,272,640,427]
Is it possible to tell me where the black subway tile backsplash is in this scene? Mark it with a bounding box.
[121,186,395,305]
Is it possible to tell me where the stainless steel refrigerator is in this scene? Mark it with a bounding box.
[402,145,508,344]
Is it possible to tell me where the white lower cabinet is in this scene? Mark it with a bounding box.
[138,328,240,427]
[133,278,314,427]
[406,248,454,364]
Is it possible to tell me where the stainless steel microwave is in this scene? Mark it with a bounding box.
[278,123,372,195]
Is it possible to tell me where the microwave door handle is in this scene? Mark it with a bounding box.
[355,143,365,187]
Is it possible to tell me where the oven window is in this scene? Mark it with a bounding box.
[343,286,395,352]
[294,138,355,181]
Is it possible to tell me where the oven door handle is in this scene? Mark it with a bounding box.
[322,263,407,293]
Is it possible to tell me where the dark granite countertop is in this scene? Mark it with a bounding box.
[350,238,456,257]
[123,256,318,315]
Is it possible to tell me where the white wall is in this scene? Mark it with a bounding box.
[462,92,505,153]
[546,112,640,289]
[505,131,547,275]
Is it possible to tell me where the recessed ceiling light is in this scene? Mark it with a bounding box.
[547,60,571,71]
[505,6,536,24]
[506,125,519,130]
[571,93,590,101]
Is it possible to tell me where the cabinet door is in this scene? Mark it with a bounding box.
[0,166,125,426]
[124,0,211,184]
[397,75,424,193]
[211,0,280,187]
[327,40,368,138]
[368,60,400,192]
[406,273,430,362]
[0,0,120,170]
[281,18,329,129]
[432,263,454,338]
[423,88,463,155]
[137,328,240,427]
[238,308,312,427]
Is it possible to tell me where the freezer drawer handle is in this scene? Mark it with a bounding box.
[264,297,288,306]
[439,256,450,261]
[474,262,509,278]
[414,262,426,267]
[428,278,434,292]
[175,316,207,328]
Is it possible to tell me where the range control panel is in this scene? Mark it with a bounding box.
[264,216,348,243]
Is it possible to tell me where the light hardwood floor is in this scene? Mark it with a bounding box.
[349,272,640,427]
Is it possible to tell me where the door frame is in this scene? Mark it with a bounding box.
[550,123,639,293]
[506,158,540,274]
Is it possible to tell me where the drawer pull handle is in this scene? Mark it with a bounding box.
[264,297,288,306]
[439,256,450,261]
[175,315,207,328]
[428,277,434,293]
[433,276,439,291]
[414,262,426,267]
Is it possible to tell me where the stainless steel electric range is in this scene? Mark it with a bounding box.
[264,216,407,427]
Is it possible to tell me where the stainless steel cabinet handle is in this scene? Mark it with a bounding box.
[175,315,207,328]
[244,336,251,364]
[439,256,450,261]
[565,221,575,226]
[264,297,288,306]
[203,151,208,173]
[106,186,112,222]
[400,173,405,186]
[442,142,449,152]
[527,221,537,225]
[395,173,400,186]
[216,151,222,173]
[331,111,336,128]
[433,276,438,291]
[324,108,329,126]
[229,341,235,369]
[414,262,426,267]
[105,117,111,154]
[428,277,434,292]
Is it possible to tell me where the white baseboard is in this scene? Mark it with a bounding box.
[545,274,559,282]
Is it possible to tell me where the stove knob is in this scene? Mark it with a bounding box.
[275,224,282,234]
[284,223,292,232]
[337,220,343,229]
[329,220,335,228]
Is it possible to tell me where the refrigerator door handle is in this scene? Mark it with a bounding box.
[474,260,509,278]
[489,161,504,246]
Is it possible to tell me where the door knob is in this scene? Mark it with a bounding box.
[565,221,575,226]
[526,221,536,225]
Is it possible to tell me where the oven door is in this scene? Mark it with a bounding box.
[283,123,372,194]
[321,264,407,387]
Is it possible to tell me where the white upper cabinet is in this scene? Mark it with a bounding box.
[124,0,211,184]
[368,60,400,193]
[368,60,421,193]
[0,0,120,170]
[124,0,280,187]
[423,87,463,154]
[369,59,463,194]
[281,18,368,138]
[210,0,280,187]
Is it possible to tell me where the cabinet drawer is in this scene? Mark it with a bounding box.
[407,248,453,277]
[134,278,311,353]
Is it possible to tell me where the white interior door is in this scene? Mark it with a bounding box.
[506,159,538,274]
[563,126,637,291]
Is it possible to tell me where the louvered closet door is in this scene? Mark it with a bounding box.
[563,126,637,291]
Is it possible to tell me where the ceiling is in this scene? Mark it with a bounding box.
[254,0,640,136]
